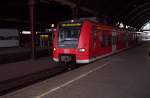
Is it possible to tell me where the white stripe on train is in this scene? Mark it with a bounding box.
[53,47,128,64]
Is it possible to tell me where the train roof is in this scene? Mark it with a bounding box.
[59,17,131,32]
[96,23,113,30]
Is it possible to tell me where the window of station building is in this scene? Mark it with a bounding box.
[40,35,49,40]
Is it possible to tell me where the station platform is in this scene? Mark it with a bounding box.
[0,47,51,64]
[0,57,56,82]
[1,42,150,98]
[0,56,66,95]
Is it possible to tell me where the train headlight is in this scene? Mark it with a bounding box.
[79,48,86,52]
[53,48,57,51]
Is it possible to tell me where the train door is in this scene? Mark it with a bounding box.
[112,31,117,53]
[126,32,129,48]
[92,25,97,58]
[90,25,97,58]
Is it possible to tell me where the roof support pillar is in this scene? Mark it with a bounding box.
[29,0,36,59]
[72,0,80,19]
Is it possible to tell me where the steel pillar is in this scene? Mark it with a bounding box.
[29,0,36,59]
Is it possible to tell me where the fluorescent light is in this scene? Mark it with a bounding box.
[22,31,31,34]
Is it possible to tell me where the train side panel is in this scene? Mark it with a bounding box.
[88,25,113,62]
[53,26,59,62]
[76,21,92,63]
[98,30,112,55]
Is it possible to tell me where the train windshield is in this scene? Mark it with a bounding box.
[58,25,81,48]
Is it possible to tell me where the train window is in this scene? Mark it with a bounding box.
[59,28,80,40]
[117,32,123,44]
[123,32,127,43]
[101,32,105,47]
[92,25,97,40]
[101,31,111,48]
[124,33,128,43]
[112,32,117,45]
[108,34,112,46]
[57,26,81,48]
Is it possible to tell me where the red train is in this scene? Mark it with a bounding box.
[53,18,138,64]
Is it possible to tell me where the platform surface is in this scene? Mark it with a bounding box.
[0,57,55,82]
[1,42,150,98]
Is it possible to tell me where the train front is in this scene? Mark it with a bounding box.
[53,21,89,64]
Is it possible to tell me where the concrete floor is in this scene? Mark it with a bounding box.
[1,42,150,98]
[0,47,51,64]
[0,57,55,81]
[0,47,50,55]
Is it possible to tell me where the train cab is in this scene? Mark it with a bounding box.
[53,20,93,64]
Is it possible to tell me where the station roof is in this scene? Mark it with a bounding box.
[0,0,150,30]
